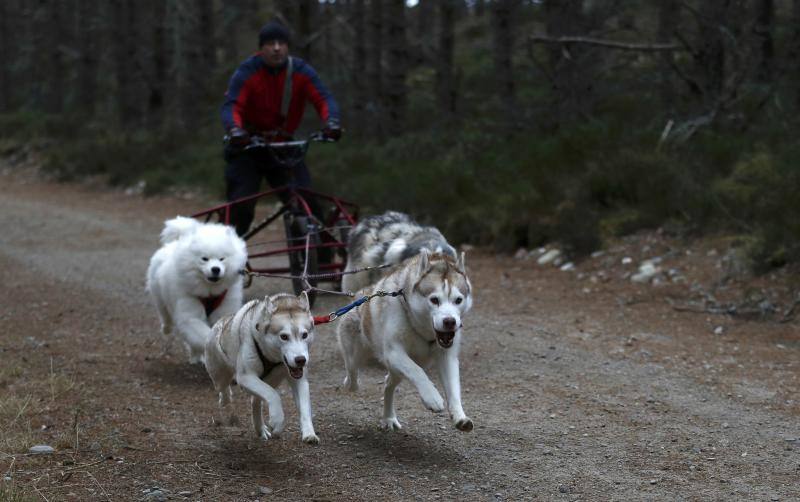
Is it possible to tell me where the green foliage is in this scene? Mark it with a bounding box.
[2,1,800,271]
[26,121,224,197]
[712,150,800,268]
[4,105,799,270]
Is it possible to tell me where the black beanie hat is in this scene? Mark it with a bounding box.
[258,20,290,46]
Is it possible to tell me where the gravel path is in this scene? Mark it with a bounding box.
[1,172,798,501]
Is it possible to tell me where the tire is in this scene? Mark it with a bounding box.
[283,213,319,308]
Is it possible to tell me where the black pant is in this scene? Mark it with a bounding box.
[224,146,323,237]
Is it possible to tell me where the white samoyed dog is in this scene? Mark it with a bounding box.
[146,216,248,363]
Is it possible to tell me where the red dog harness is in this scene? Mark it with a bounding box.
[200,290,228,317]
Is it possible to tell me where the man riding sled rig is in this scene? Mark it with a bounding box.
[221,19,342,238]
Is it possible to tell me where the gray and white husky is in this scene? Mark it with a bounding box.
[204,292,319,444]
[341,211,456,294]
[337,249,474,432]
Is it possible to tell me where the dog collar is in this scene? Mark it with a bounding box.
[253,337,281,379]
[200,290,228,317]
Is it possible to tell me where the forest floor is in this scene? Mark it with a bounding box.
[0,161,798,501]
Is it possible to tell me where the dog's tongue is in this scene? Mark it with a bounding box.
[436,330,455,347]
[288,365,304,379]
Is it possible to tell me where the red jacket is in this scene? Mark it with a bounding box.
[221,55,340,137]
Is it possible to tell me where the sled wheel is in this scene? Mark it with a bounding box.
[284,213,319,308]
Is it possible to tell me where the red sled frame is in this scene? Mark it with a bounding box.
[192,185,359,285]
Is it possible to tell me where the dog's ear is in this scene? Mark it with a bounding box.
[297,291,310,311]
[457,251,466,273]
[416,248,430,277]
[263,296,277,317]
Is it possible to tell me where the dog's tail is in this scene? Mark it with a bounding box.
[160,216,199,245]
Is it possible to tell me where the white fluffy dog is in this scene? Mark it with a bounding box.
[146,216,247,363]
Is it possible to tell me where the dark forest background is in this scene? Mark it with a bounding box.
[1,0,799,268]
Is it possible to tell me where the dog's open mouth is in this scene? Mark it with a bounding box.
[435,330,455,348]
[284,357,304,379]
[207,275,221,283]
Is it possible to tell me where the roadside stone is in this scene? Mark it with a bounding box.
[714,326,725,336]
[631,261,660,283]
[259,486,272,495]
[560,262,575,272]
[28,445,55,454]
[514,248,528,260]
[143,489,168,501]
[537,249,561,265]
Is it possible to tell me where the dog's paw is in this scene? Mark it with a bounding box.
[268,418,285,437]
[454,417,474,432]
[420,390,445,413]
[259,425,272,441]
[188,352,206,365]
[343,375,359,392]
[379,417,402,431]
[302,433,320,445]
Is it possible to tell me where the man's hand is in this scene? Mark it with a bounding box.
[228,126,250,146]
[322,121,342,142]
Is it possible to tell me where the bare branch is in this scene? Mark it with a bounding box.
[528,35,685,52]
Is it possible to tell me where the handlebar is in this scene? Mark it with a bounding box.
[224,131,333,151]
[224,130,334,169]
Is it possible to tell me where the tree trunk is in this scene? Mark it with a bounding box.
[350,0,367,133]
[112,0,140,126]
[44,0,65,114]
[0,0,10,111]
[415,0,434,51]
[657,0,679,113]
[695,2,727,108]
[147,0,168,125]
[794,0,800,110]
[367,0,384,136]
[296,0,317,61]
[491,0,519,124]
[199,0,216,71]
[436,0,458,117]
[545,0,586,127]
[754,0,774,82]
[384,0,407,135]
[76,0,100,116]
[474,0,486,17]
[221,0,244,63]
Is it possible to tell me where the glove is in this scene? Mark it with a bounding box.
[228,126,250,146]
[322,121,342,142]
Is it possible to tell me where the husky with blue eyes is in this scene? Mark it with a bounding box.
[337,249,475,433]
[204,292,319,444]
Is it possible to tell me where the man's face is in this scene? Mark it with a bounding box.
[260,40,289,68]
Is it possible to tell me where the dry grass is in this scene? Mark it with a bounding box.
[0,481,37,502]
[0,359,79,453]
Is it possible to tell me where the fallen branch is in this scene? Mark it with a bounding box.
[528,35,685,52]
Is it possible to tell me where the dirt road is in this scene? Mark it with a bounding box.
[1,171,798,501]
